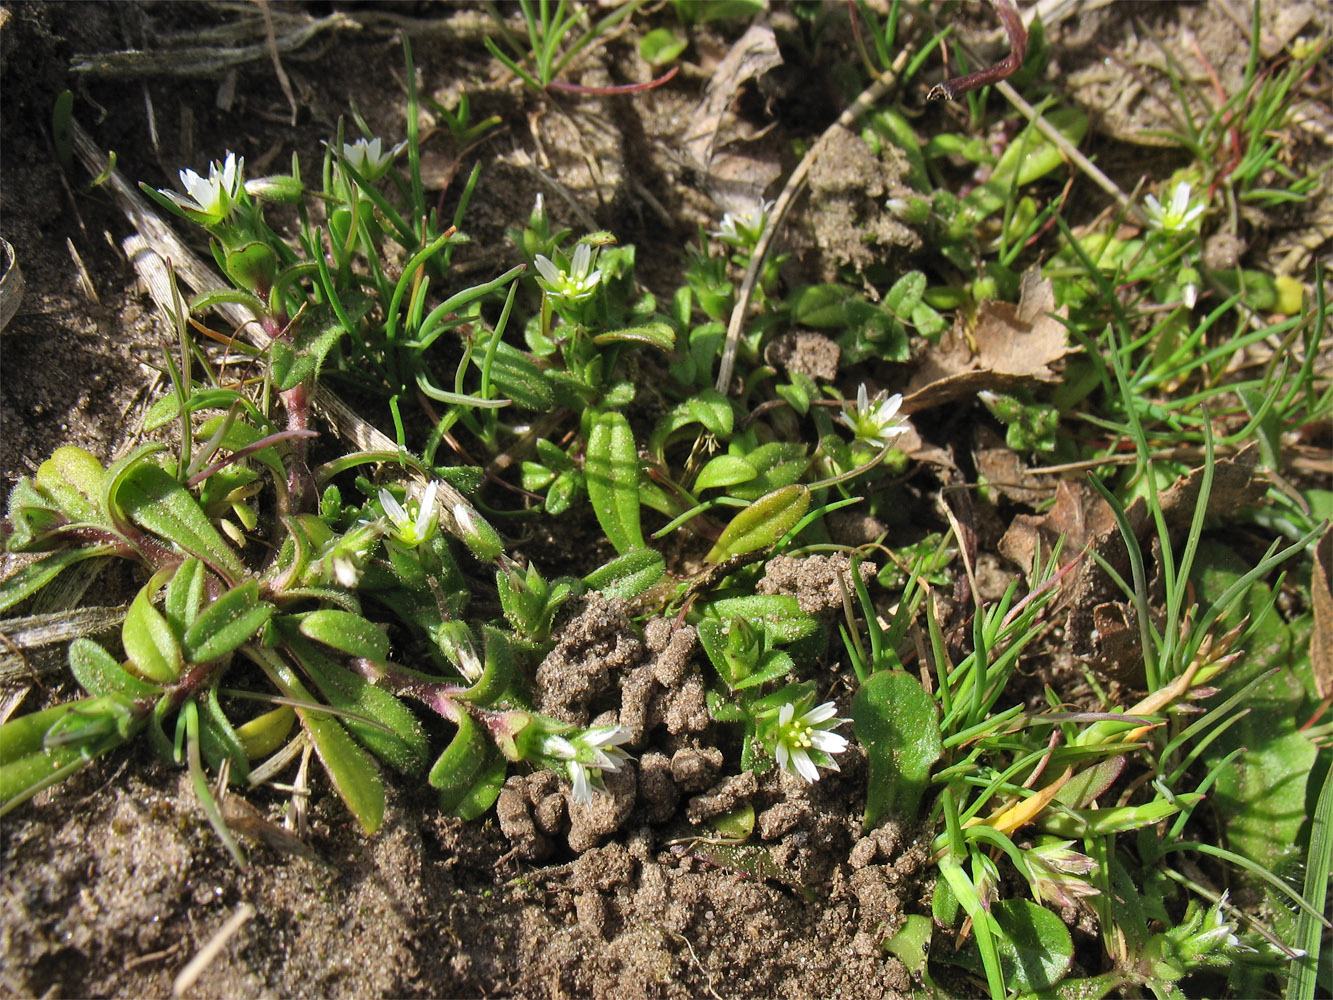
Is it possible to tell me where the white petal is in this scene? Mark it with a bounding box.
[219,153,240,194]
[571,242,591,278]
[876,393,904,421]
[378,488,408,525]
[570,761,592,803]
[1170,182,1191,217]
[791,747,820,783]
[1144,194,1164,217]
[775,740,790,772]
[857,383,870,411]
[585,725,631,748]
[810,729,849,755]
[778,702,795,727]
[415,481,439,537]
[534,255,562,285]
[803,702,840,725]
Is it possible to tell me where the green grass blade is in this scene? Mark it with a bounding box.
[1286,762,1333,999]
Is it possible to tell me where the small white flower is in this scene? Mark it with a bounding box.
[340,136,406,181]
[534,243,603,305]
[162,152,243,224]
[773,701,850,783]
[712,199,773,246]
[1144,181,1205,234]
[545,725,633,804]
[378,481,438,547]
[840,384,910,450]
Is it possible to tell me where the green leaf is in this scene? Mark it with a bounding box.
[583,548,665,600]
[0,548,113,613]
[197,685,250,781]
[296,642,428,776]
[115,460,247,582]
[68,637,161,700]
[1,702,82,762]
[790,283,856,328]
[648,389,734,456]
[122,576,184,684]
[695,454,756,492]
[585,410,645,554]
[4,477,67,551]
[852,670,942,828]
[702,595,817,643]
[1194,541,1318,873]
[262,653,385,832]
[592,320,676,351]
[476,341,555,410]
[298,609,390,662]
[270,294,371,392]
[0,701,125,814]
[705,484,810,563]
[688,390,734,437]
[725,442,808,501]
[638,26,687,66]
[33,445,105,524]
[457,625,515,706]
[884,270,926,316]
[234,705,296,760]
[221,240,278,293]
[884,914,933,976]
[430,710,505,820]
[184,582,274,664]
[696,618,739,689]
[988,899,1074,993]
[163,557,207,635]
[1288,762,1333,999]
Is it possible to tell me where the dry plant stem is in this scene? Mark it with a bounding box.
[171,902,256,998]
[995,79,1144,225]
[714,51,909,394]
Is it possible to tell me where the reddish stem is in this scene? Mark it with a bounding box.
[927,0,1029,102]
[548,64,678,95]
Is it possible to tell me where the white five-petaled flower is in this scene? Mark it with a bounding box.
[1143,180,1205,234]
[340,137,406,181]
[840,384,910,450]
[533,243,603,305]
[543,725,633,804]
[378,481,439,547]
[773,701,850,783]
[713,199,773,246]
[162,152,243,224]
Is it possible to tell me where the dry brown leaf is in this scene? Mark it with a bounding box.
[903,268,1071,412]
[972,424,1050,505]
[1311,524,1333,699]
[998,479,1110,575]
[682,24,782,183]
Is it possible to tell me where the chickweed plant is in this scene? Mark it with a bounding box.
[2,5,1330,998]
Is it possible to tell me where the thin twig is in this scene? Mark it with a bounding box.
[995,80,1145,225]
[172,902,256,997]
